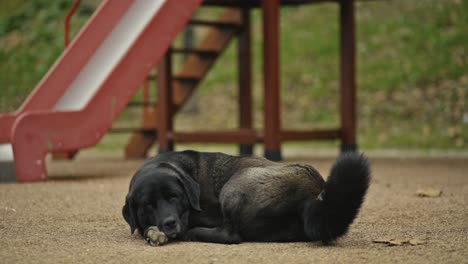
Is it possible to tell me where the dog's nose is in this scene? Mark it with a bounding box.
[162,217,177,230]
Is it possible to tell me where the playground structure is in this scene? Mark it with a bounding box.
[0,0,358,182]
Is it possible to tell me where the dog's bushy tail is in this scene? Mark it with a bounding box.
[303,153,370,243]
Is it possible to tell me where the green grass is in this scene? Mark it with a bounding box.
[0,0,467,151]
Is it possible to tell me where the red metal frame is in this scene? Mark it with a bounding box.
[152,0,358,159]
[5,0,203,182]
[0,0,131,143]
[339,0,357,151]
[262,0,282,160]
[52,0,82,160]
[64,0,81,48]
[238,8,253,155]
[157,52,174,153]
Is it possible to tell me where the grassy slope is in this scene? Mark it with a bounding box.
[0,0,466,150]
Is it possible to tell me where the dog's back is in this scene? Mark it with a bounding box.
[219,163,325,242]
[214,153,369,243]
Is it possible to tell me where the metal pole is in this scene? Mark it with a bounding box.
[262,0,282,161]
[238,8,254,156]
[339,0,357,152]
[158,51,174,153]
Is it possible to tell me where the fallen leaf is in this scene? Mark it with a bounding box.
[373,238,427,246]
[416,189,442,197]
[409,238,427,245]
[388,239,408,246]
[3,207,16,213]
[372,238,393,244]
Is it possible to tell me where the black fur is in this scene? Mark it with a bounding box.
[303,153,370,242]
[122,150,370,245]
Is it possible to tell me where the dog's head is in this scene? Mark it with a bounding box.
[122,162,201,239]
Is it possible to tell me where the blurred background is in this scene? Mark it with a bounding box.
[0,0,466,153]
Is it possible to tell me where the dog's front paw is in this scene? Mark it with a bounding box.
[144,226,168,246]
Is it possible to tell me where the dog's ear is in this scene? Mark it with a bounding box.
[122,196,138,235]
[159,162,201,211]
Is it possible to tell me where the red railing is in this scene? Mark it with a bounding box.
[64,0,82,47]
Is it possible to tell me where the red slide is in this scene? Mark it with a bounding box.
[0,0,203,182]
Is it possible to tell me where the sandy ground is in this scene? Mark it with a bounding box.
[0,149,467,264]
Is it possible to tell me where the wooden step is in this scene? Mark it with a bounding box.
[188,19,240,30]
[125,9,242,159]
[173,75,200,86]
[171,48,219,59]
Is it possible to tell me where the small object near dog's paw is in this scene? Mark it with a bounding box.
[144,226,168,246]
[415,188,442,198]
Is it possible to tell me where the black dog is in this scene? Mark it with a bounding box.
[122,150,370,244]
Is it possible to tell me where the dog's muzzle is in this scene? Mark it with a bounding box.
[161,217,181,238]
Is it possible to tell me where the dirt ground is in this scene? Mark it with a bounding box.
[1,148,467,264]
